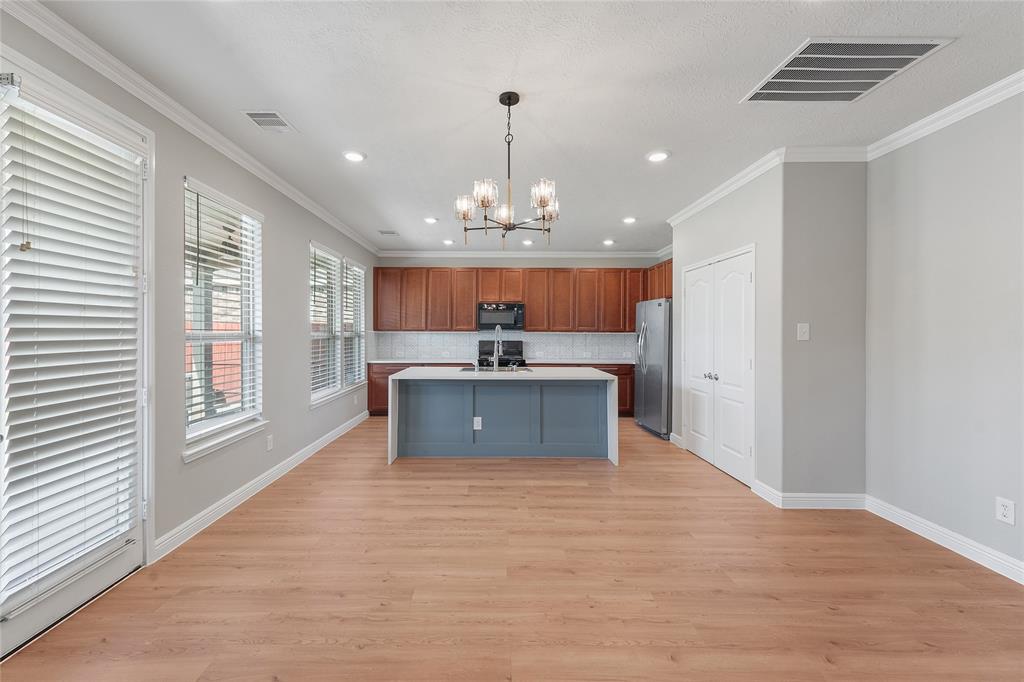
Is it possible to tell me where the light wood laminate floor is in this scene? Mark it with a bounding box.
[2,418,1022,680]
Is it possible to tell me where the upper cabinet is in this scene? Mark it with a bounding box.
[598,269,626,332]
[574,269,600,332]
[373,264,669,332]
[373,268,403,331]
[452,268,478,331]
[400,268,428,330]
[426,268,452,331]
[523,269,549,331]
[548,268,575,331]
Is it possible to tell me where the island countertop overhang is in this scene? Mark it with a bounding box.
[389,366,616,381]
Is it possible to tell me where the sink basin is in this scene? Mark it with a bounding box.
[459,367,532,373]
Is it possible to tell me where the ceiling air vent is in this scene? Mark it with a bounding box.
[745,38,951,102]
[378,230,400,237]
[243,111,293,131]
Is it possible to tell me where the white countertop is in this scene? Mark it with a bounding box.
[390,366,617,381]
[370,358,633,365]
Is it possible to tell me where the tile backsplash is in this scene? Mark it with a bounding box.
[371,331,636,363]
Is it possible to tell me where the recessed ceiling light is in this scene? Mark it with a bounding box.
[343,151,365,162]
[646,150,670,163]
[622,217,636,224]
[522,239,533,246]
[442,239,454,246]
[603,239,615,246]
[424,217,438,224]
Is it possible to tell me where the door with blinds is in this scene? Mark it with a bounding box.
[0,80,146,656]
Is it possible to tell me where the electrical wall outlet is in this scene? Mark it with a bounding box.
[796,323,811,341]
[473,416,482,431]
[353,394,359,405]
[996,497,1015,525]
[265,434,274,451]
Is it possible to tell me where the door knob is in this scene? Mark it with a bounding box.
[703,372,711,379]
[713,373,719,381]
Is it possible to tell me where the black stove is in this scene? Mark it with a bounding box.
[477,340,527,368]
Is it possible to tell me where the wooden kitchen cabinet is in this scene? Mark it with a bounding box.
[625,268,645,332]
[500,268,524,301]
[574,269,600,331]
[663,259,673,298]
[368,363,413,415]
[523,269,549,331]
[452,268,478,331]
[400,268,427,330]
[478,269,501,302]
[426,268,452,330]
[547,268,575,331]
[373,267,403,331]
[598,268,626,332]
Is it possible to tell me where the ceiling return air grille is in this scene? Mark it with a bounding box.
[745,38,951,102]
[244,111,294,131]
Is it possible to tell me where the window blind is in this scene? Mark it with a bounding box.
[0,98,142,608]
[309,244,341,398]
[343,260,366,386]
[184,182,262,435]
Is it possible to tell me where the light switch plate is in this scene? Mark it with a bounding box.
[796,323,811,341]
[473,416,482,431]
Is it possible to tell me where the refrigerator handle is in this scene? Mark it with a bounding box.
[639,321,648,373]
[636,323,644,370]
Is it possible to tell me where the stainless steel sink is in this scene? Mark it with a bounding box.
[459,367,532,373]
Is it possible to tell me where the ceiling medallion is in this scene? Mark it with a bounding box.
[454,91,559,247]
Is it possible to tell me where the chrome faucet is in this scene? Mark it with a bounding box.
[492,324,502,370]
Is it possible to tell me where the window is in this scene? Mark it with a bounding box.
[342,260,367,386]
[309,243,342,400]
[184,179,262,440]
[0,83,144,619]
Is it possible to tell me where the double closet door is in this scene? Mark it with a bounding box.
[683,252,754,485]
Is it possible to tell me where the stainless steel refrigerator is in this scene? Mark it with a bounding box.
[635,299,671,438]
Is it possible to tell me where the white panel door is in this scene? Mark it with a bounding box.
[712,253,754,484]
[683,265,714,462]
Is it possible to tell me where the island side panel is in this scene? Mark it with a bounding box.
[607,376,619,465]
[387,375,399,464]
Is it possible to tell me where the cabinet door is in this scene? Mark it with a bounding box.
[478,269,501,302]
[426,268,452,330]
[452,268,478,331]
[368,364,415,415]
[574,269,600,331]
[500,268,524,302]
[373,267,402,330]
[523,269,549,331]
[598,269,626,332]
[625,268,645,331]
[548,268,575,331]
[663,259,673,299]
[400,268,427,330]
[650,262,665,300]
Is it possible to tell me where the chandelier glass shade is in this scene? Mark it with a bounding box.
[454,92,559,246]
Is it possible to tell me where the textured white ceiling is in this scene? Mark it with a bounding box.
[44,1,1024,254]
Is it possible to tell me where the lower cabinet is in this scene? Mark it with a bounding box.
[368,363,471,415]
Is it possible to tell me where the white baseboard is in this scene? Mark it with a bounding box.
[865,495,1024,585]
[751,481,864,509]
[150,411,368,562]
[669,432,686,450]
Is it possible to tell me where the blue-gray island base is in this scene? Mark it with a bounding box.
[386,367,619,464]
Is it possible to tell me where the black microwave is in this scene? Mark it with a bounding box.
[478,303,524,330]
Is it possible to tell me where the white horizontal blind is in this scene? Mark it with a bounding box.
[0,98,142,609]
[309,244,341,398]
[184,182,262,435]
[343,260,366,386]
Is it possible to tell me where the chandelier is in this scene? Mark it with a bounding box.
[454,91,559,247]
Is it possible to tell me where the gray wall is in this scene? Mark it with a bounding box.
[1,17,378,538]
[782,163,867,494]
[672,167,785,490]
[866,94,1023,560]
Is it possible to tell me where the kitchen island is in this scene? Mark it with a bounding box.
[387,366,619,465]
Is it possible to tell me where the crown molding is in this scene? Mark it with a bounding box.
[780,146,867,163]
[667,148,785,227]
[654,243,673,259]
[377,249,664,260]
[867,68,1024,161]
[1,0,380,256]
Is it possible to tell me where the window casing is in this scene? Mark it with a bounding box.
[309,243,342,401]
[342,260,367,387]
[183,179,262,440]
